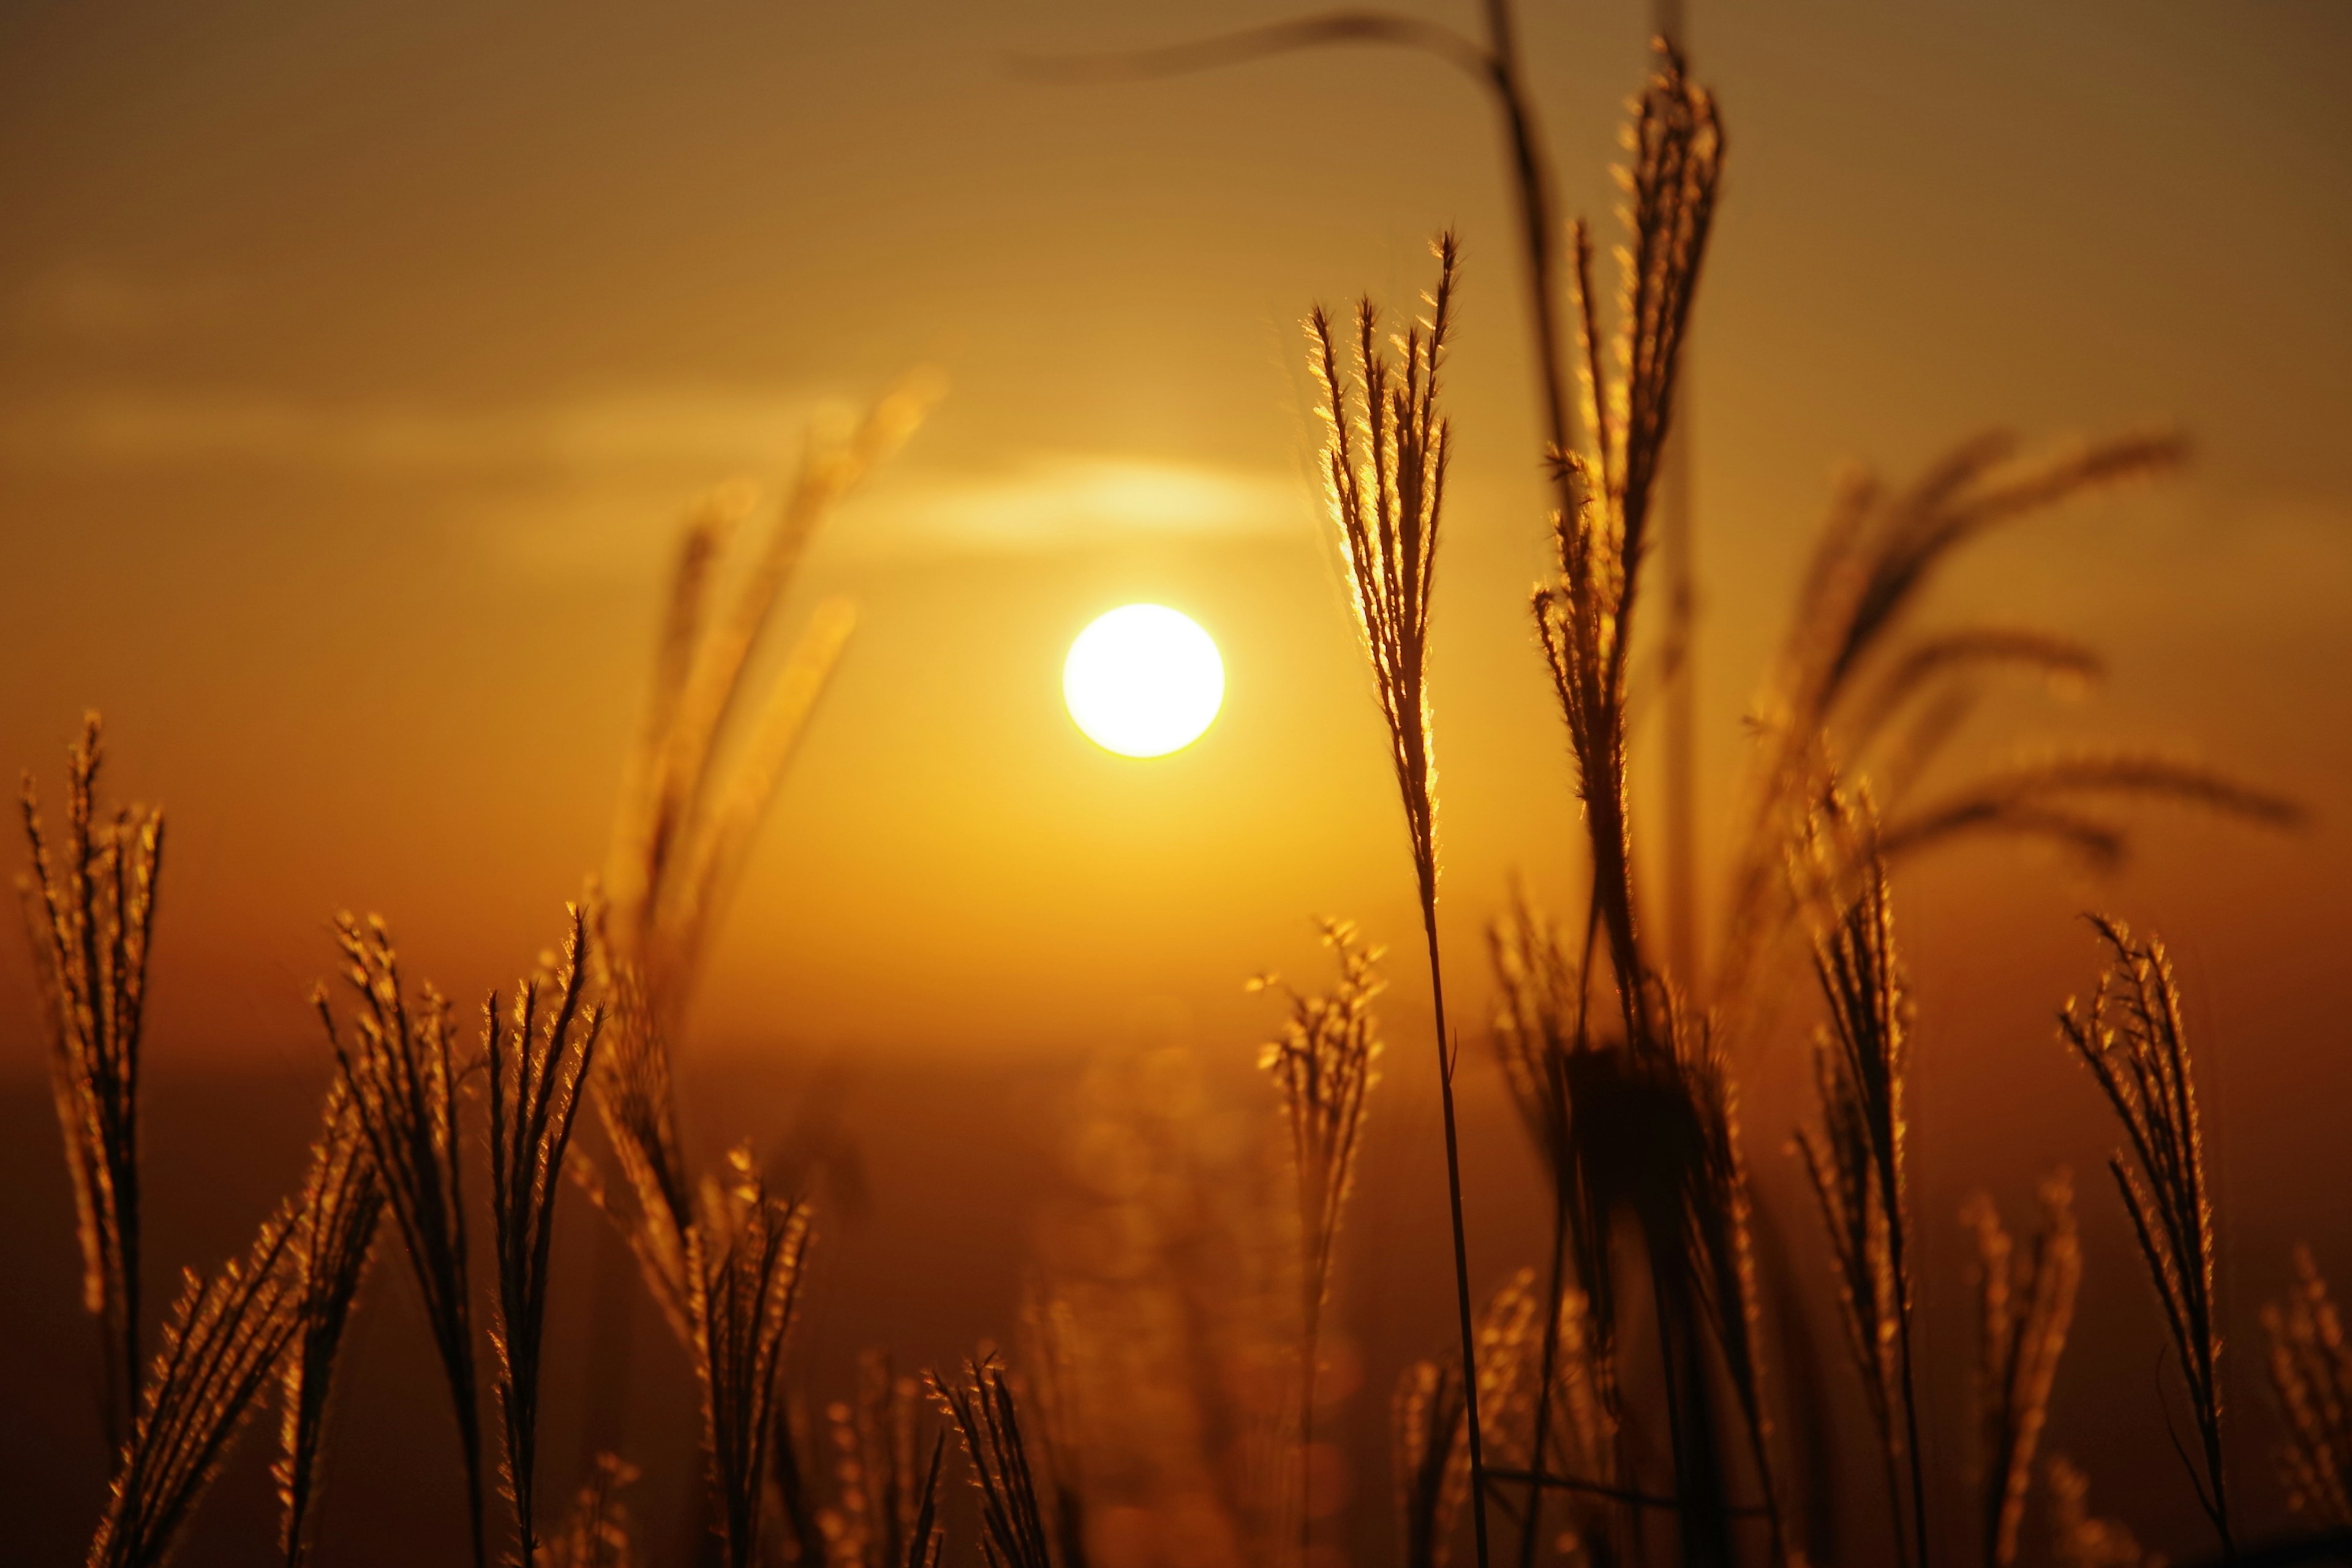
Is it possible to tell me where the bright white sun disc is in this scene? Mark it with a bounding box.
[1063,605,1224,758]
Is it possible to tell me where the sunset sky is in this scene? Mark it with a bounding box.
[2,0,2348,1186]
[4,2,2351,1558]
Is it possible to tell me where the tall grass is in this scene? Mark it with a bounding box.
[20,711,161,1457]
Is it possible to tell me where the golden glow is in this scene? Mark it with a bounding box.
[1062,604,1224,758]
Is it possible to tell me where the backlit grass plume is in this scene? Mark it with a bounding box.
[2058,918,2230,1556]
[1309,230,1494,1568]
[1965,1175,2081,1568]
[1717,429,2301,1028]
[1793,799,1927,1567]
[1394,1357,1468,1568]
[1251,917,1384,1558]
[2263,1247,2352,1528]
[89,1200,301,1568]
[315,914,487,1568]
[485,907,605,1564]
[19,711,162,1455]
[691,1148,814,1568]
[541,1453,644,1568]
[1533,44,1721,1037]
[816,1351,943,1568]
[929,1354,1072,1568]
[274,1083,385,1568]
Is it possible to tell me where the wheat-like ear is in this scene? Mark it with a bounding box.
[2057,917,2230,1555]
[89,1200,302,1568]
[1308,229,1494,1567]
[2263,1246,2352,1528]
[1965,1175,2081,1568]
[274,1080,385,1568]
[20,710,162,1458]
[1792,793,1926,1568]
[690,1148,814,1568]
[927,1354,1072,1568]
[315,914,486,1568]
[485,905,605,1565]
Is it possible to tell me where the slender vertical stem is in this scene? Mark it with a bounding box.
[1518,1205,1571,1568]
[1419,856,1491,1568]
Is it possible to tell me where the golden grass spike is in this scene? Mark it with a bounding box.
[2057,918,2230,1555]
[89,1199,301,1568]
[1966,1175,2081,1568]
[486,906,606,1566]
[314,914,487,1568]
[274,1080,385,1568]
[927,1354,1067,1568]
[690,1149,814,1568]
[1792,793,1926,1567]
[19,711,163,1457]
[2263,1246,2352,1527]
[1308,230,1496,1568]
[1251,916,1384,1560]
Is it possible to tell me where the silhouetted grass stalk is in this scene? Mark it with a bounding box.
[2059,917,2232,1557]
[1309,232,1493,1568]
[19,712,161,1458]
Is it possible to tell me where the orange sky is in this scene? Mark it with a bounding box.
[2,0,2348,1188]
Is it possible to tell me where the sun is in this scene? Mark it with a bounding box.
[1063,605,1224,758]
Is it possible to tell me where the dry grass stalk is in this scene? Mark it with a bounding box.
[89,1202,301,1568]
[540,1453,644,1568]
[2045,1456,2164,1568]
[315,914,486,1568]
[930,1354,1076,1568]
[1471,1271,1621,1566]
[1309,230,1495,1568]
[1532,43,1721,1037]
[1965,1176,2081,1568]
[691,1148,815,1568]
[2263,1246,2352,1527]
[274,1082,386,1568]
[1792,799,1928,1567]
[1251,917,1384,1558]
[19,711,163,1455]
[485,907,606,1564]
[2057,917,2230,1555]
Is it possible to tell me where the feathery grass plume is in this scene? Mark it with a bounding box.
[89,1199,301,1568]
[485,907,606,1565]
[1250,916,1384,1561]
[2045,1457,2164,1568]
[1395,1357,1469,1568]
[691,1147,814,1568]
[2057,917,2231,1555]
[1715,429,2299,1031]
[903,1431,949,1568]
[19,711,163,1456]
[604,382,935,1029]
[1310,229,1496,1568]
[274,1082,385,1568]
[540,1453,644,1568]
[1792,796,1928,1567]
[1532,42,1721,1039]
[315,914,487,1568]
[929,1354,1076,1568]
[1965,1176,2081,1568]
[2263,1247,2352,1527]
